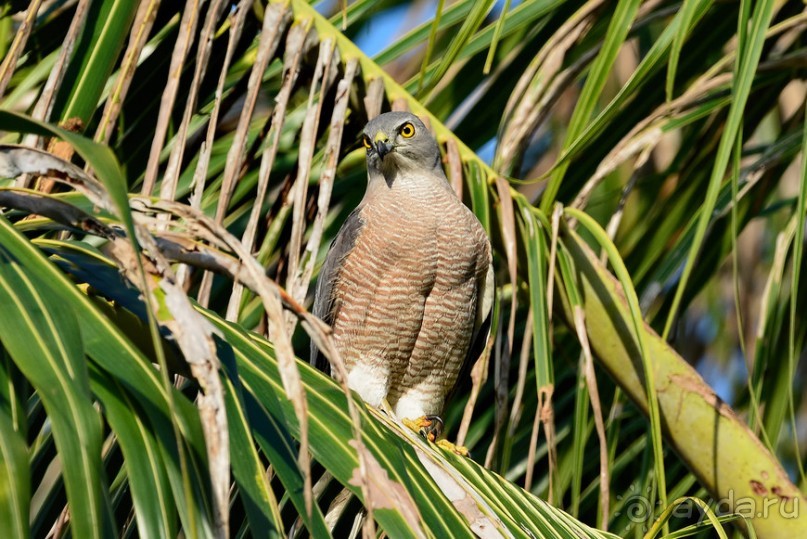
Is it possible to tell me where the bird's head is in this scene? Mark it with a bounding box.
[361,112,442,181]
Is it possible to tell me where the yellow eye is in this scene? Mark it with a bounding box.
[400,122,415,138]
[362,135,372,150]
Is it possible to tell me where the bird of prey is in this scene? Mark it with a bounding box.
[311,111,493,439]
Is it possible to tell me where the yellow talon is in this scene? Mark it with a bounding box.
[402,415,442,442]
[436,439,469,457]
[402,416,431,431]
[400,416,469,455]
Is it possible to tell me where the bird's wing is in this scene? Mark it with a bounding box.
[310,208,364,375]
[449,262,495,401]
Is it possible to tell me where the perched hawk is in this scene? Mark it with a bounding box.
[312,111,493,433]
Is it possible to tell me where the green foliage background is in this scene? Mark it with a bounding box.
[0,0,805,537]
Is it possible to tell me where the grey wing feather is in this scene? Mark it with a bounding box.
[448,262,495,402]
[310,209,364,375]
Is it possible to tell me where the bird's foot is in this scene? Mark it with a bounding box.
[436,439,470,457]
[402,415,444,442]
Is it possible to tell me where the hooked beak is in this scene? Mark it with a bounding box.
[373,131,393,159]
[374,140,393,159]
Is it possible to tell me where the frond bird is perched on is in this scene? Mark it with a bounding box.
[311,111,493,446]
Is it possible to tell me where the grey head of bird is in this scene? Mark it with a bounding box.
[361,112,443,182]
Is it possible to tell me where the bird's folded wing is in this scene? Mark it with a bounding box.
[449,262,494,402]
[310,208,364,374]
